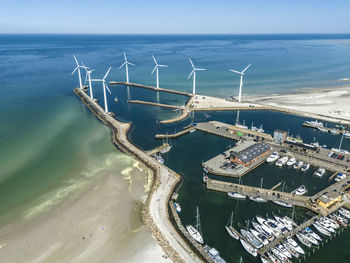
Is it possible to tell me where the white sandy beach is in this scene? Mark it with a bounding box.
[0,153,171,263]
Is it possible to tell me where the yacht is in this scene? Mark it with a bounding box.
[286,237,305,255]
[250,229,269,246]
[251,221,274,241]
[272,200,293,208]
[295,233,312,248]
[300,230,319,245]
[283,216,298,227]
[321,217,339,229]
[329,213,348,226]
[174,202,181,213]
[276,244,292,259]
[318,219,336,233]
[240,239,257,257]
[314,168,326,177]
[301,163,310,172]
[240,229,263,249]
[228,191,246,200]
[339,208,350,219]
[267,251,281,263]
[266,152,279,163]
[295,185,308,195]
[318,127,328,133]
[249,196,268,203]
[304,120,324,128]
[283,241,300,258]
[335,173,347,182]
[186,225,203,244]
[206,247,227,263]
[225,211,239,240]
[286,157,296,166]
[263,219,282,238]
[274,215,293,231]
[260,257,270,263]
[312,221,331,237]
[293,161,304,169]
[271,247,288,261]
[304,227,322,241]
[276,156,288,167]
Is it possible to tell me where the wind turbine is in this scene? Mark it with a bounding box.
[119,52,135,83]
[92,67,112,113]
[188,58,206,95]
[229,64,251,103]
[71,55,83,89]
[81,64,95,100]
[151,55,168,89]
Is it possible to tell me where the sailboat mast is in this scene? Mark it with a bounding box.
[339,133,344,150]
[195,206,202,236]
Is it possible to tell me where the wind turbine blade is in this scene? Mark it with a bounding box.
[189,58,195,69]
[242,64,251,73]
[196,68,206,71]
[119,62,126,69]
[71,66,78,75]
[151,66,157,75]
[229,69,242,74]
[127,62,135,66]
[103,67,112,80]
[105,83,112,94]
[84,72,88,85]
[73,55,79,66]
[152,55,157,65]
[159,64,168,67]
[188,69,194,79]
[123,52,127,62]
[91,79,102,82]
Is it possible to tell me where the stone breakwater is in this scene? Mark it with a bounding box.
[74,88,201,263]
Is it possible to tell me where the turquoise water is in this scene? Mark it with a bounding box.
[1,34,350,262]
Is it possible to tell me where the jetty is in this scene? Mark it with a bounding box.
[145,143,171,155]
[128,99,183,109]
[155,127,194,139]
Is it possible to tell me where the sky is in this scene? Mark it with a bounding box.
[1,0,350,34]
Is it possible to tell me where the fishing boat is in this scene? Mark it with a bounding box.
[250,228,269,246]
[286,237,305,254]
[312,221,331,236]
[286,157,296,166]
[295,185,308,195]
[186,206,204,244]
[266,152,279,163]
[335,173,347,182]
[293,161,304,169]
[251,122,265,133]
[228,191,246,200]
[314,168,326,177]
[339,208,350,219]
[174,202,181,213]
[273,200,293,208]
[240,239,257,257]
[295,233,312,248]
[225,211,239,240]
[301,163,310,172]
[276,156,288,167]
[240,229,263,249]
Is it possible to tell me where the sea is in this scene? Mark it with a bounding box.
[1,34,350,262]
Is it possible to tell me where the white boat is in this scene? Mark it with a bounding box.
[283,241,300,258]
[267,251,281,263]
[152,154,164,164]
[314,168,326,177]
[286,237,305,254]
[250,228,269,246]
[251,123,265,133]
[312,221,331,236]
[249,196,268,203]
[330,213,348,226]
[252,221,274,241]
[304,120,324,128]
[186,225,203,244]
[293,161,304,169]
[304,227,322,241]
[339,208,350,219]
[263,219,281,238]
[240,239,257,257]
[203,174,208,183]
[240,229,263,249]
[225,211,239,240]
[300,230,319,245]
[331,148,350,154]
[174,202,181,213]
[301,163,310,172]
[271,247,288,261]
[273,200,293,208]
[321,217,339,229]
[260,257,270,263]
[266,152,279,163]
[276,244,292,259]
[160,134,172,153]
[286,157,296,166]
[295,233,312,248]
[335,173,347,182]
[295,185,308,195]
[274,215,293,231]
[283,216,298,227]
[318,127,328,133]
[228,191,246,200]
[276,156,288,167]
[318,219,336,233]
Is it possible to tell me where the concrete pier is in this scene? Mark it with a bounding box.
[145,143,171,155]
[128,99,183,109]
[155,127,194,139]
[160,96,195,124]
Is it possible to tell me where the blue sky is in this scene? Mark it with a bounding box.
[1,0,349,34]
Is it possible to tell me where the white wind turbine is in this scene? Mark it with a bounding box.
[92,67,112,113]
[71,55,83,89]
[229,64,251,103]
[188,58,206,95]
[81,64,95,100]
[119,52,135,83]
[151,55,168,89]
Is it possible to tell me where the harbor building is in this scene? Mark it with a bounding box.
[316,192,343,209]
[229,142,271,167]
[273,129,287,144]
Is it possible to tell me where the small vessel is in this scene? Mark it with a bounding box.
[301,163,310,172]
[225,211,239,240]
[304,120,324,128]
[273,200,293,208]
[174,202,181,213]
[295,185,308,195]
[318,127,328,133]
[160,133,172,153]
[240,239,257,257]
[312,221,331,237]
[203,174,208,183]
[321,217,339,229]
[283,216,298,227]
[276,156,288,167]
[300,230,319,245]
[318,219,336,233]
[283,241,300,258]
[335,173,347,182]
[304,227,322,241]
[314,168,326,177]
[252,221,274,242]
[295,232,312,248]
[228,191,246,200]
[339,208,350,219]
[286,157,296,166]
[271,247,288,261]
[267,251,281,263]
[293,161,304,169]
[251,122,265,133]
[266,152,279,163]
[250,228,269,246]
[260,257,270,263]
[240,229,263,249]
[273,215,293,231]
[286,237,305,255]
[206,247,227,263]
[186,207,204,244]
[332,134,350,154]
[329,213,348,226]
[276,243,292,259]
[263,219,281,238]
[152,154,164,164]
[249,196,268,203]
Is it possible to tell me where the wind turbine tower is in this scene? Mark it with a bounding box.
[72,55,83,89]
[82,64,95,100]
[119,52,135,83]
[151,55,168,89]
[92,67,112,113]
[229,64,251,103]
[188,58,206,95]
